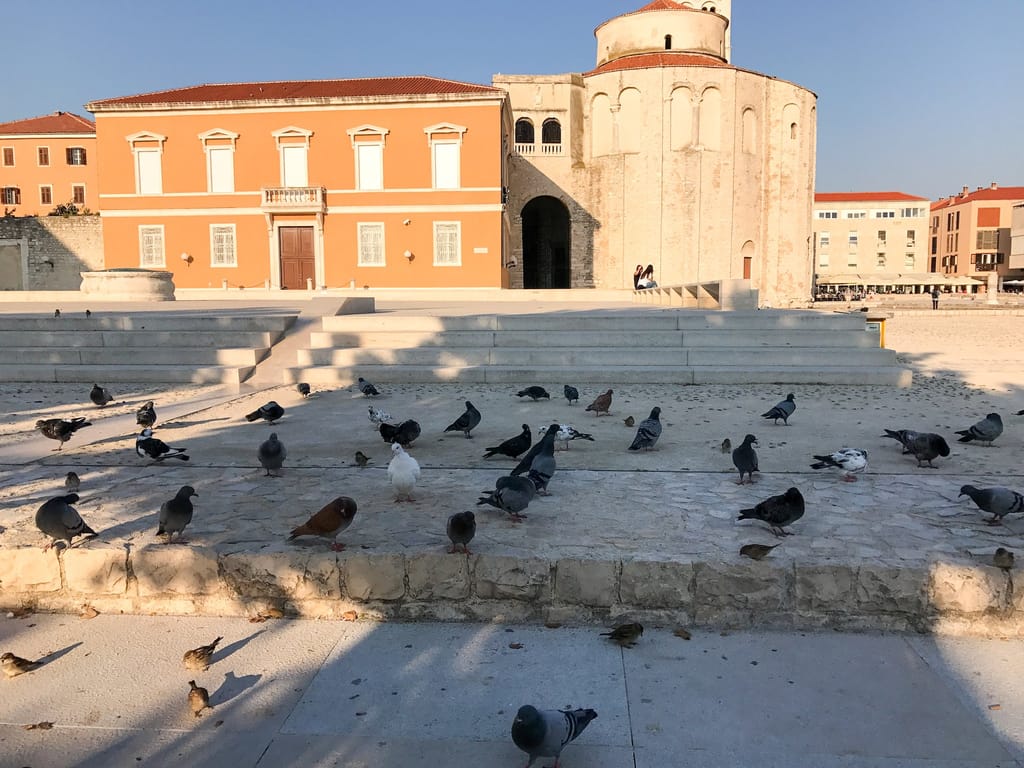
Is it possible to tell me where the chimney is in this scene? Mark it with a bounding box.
[991,182,998,190]
[961,186,969,197]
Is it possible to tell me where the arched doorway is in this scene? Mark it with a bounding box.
[521,196,570,289]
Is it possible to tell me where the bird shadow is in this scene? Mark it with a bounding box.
[211,630,266,666]
[39,641,83,667]
[210,670,262,706]
[163,417,233,429]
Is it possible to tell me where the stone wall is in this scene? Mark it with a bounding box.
[0,215,104,290]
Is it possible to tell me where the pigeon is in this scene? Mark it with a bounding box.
[380,419,421,448]
[511,705,598,768]
[600,622,644,648]
[245,400,284,424]
[288,496,358,551]
[762,393,796,425]
[368,405,392,426]
[89,384,114,407]
[738,487,805,536]
[444,400,481,438]
[136,428,189,462]
[959,485,1024,525]
[517,386,550,401]
[623,416,635,427]
[732,434,759,484]
[357,377,380,397]
[388,443,420,502]
[564,385,579,405]
[484,424,532,459]
[1,652,42,678]
[882,429,951,468]
[182,637,222,672]
[157,485,198,543]
[53,308,60,318]
[585,389,613,416]
[740,543,780,561]
[36,417,91,451]
[258,432,286,476]
[477,475,538,521]
[512,423,559,483]
[446,511,476,554]
[544,424,595,452]
[810,448,869,481]
[35,493,95,550]
[188,680,211,717]
[721,438,732,454]
[956,413,1003,445]
[994,547,1015,570]
[136,401,156,428]
[296,382,311,397]
[354,451,372,468]
[628,407,662,451]
[64,471,80,493]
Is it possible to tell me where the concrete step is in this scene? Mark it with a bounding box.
[0,330,281,348]
[0,364,255,386]
[284,363,912,386]
[5,347,269,366]
[0,315,296,333]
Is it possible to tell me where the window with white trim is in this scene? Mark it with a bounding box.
[1,147,13,166]
[1,187,20,205]
[844,210,866,219]
[139,225,165,267]
[208,147,235,193]
[904,253,915,268]
[358,222,385,266]
[40,185,52,205]
[848,231,858,247]
[818,253,829,268]
[433,221,461,266]
[135,149,163,194]
[432,142,460,189]
[66,147,87,165]
[72,185,85,205]
[210,224,237,267]
[816,210,838,219]
[873,209,895,219]
[356,143,383,191]
[819,231,830,248]
[281,145,308,187]
[37,147,49,166]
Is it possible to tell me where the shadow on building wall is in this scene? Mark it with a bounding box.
[0,215,103,290]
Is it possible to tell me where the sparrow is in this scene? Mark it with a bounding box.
[1,652,42,678]
[64,471,81,493]
[188,680,211,717]
[623,416,635,427]
[354,451,372,468]
[182,637,223,672]
[740,543,779,561]
[600,622,644,648]
[993,547,1015,570]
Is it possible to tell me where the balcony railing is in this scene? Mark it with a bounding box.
[515,142,563,156]
[261,186,326,211]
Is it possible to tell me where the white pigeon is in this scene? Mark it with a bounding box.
[368,405,391,427]
[810,448,869,482]
[387,443,420,502]
[538,423,595,452]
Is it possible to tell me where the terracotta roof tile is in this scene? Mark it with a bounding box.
[930,186,1024,210]
[587,52,730,76]
[815,192,929,203]
[87,76,503,109]
[0,111,95,135]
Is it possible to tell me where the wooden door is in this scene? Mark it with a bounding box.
[279,226,315,289]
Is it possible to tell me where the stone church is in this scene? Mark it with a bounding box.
[495,0,817,305]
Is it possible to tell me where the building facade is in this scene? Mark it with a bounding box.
[812,192,931,294]
[0,112,97,216]
[85,78,511,290]
[930,184,1024,285]
[494,0,818,305]
[1012,203,1024,272]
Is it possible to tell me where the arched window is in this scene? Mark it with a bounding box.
[515,118,535,145]
[541,119,561,145]
[665,34,672,50]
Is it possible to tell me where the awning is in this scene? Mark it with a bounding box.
[815,273,984,287]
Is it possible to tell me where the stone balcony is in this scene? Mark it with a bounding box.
[261,186,327,213]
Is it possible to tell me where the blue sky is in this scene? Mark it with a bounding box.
[4,0,1020,200]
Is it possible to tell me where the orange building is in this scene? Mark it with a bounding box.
[0,112,97,216]
[85,77,513,290]
[929,183,1024,282]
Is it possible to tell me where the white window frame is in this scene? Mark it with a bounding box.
[280,145,308,188]
[126,132,167,195]
[1,146,14,167]
[816,210,838,219]
[424,122,467,190]
[210,224,237,268]
[347,125,389,191]
[818,253,830,268]
[138,225,166,267]
[71,184,86,205]
[844,210,865,219]
[904,253,916,268]
[848,231,858,247]
[873,209,896,219]
[433,221,461,267]
[198,129,239,194]
[355,143,383,191]
[846,254,858,268]
[272,126,313,188]
[431,141,461,189]
[818,231,830,248]
[357,222,386,267]
[39,184,52,205]
[37,146,49,167]
[66,146,87,166]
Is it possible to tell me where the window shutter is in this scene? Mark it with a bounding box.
[433,143,460,189]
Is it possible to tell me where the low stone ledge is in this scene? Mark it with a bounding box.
[342,553,406,601]
[692,561,792,613]
[473,555,550,602]
[133,545,219,596]
[856,565,928,617]
[619,560,694,609]
[928,562,1009,615]
[63,545,128,596]
[220,550,341,601]
[407,553,470,601]
[795,565,857,614]
[0,547,62,593]
[554,558,618,607]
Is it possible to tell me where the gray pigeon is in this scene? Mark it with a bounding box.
[526,436,557,495]
[357,377,380,397]
[477,475,538,521]
[732,434,759,484]
[959,485,1024,525]
[296,382,311,397]
[245,401,284,424]
[956,413,1003,445]
[516,386,550,401]
[35,493,96,550]
[511,424,559,477]
[444,400,482,438]
[883,429,950,467]
[761,393,796,425]
[136,401,156,428]
[258,432,286,477]
[564,384,579,405]
[446,511,476,554]
[628,406,662,451]
[89,384,114,407]
[157,485,198,542]
[738,487,805,536]
[511,705,598,768]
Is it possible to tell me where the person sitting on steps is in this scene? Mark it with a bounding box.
[637,264,657,289]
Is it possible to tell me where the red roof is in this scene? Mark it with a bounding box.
[588,52,730,76]
[931,186,1024,210]
[87,76,503,109]
[0,111,95,135]
[815,192,929,203]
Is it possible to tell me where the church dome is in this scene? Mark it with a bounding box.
[594,0,731,68]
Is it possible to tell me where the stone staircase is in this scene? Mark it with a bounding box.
[0,313,297,386]
[284,310,911,386]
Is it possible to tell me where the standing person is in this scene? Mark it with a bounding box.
[633,264,644,289]
[931,287,940,310]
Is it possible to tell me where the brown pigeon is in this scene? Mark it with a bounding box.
[585,389,613,417]
[288,497,357,551]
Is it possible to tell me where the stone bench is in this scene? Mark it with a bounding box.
[79,269,175,301]
[633,278,758,310]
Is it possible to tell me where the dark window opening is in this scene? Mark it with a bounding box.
[665,34,672,49]
[66,147,87,165]
[1,187,21,205]
[514,118,535,144]
[541,119,561,145]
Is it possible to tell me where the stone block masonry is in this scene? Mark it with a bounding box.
[0,215,103,290]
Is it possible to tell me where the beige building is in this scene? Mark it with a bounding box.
[1011,202,1024,271]
[493,0,817,306]
[930,184,1024,286]
[812,192,931,295]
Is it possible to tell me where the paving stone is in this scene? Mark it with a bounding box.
[406,553,470,600]
[619,560,693,609]
[133,545,220,596]
[554,558,618,607]
[342,553,406,601]
[0,547,61,593]
[473,555,550,602]
[928,563,1008,615]
[63,545,128,595]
